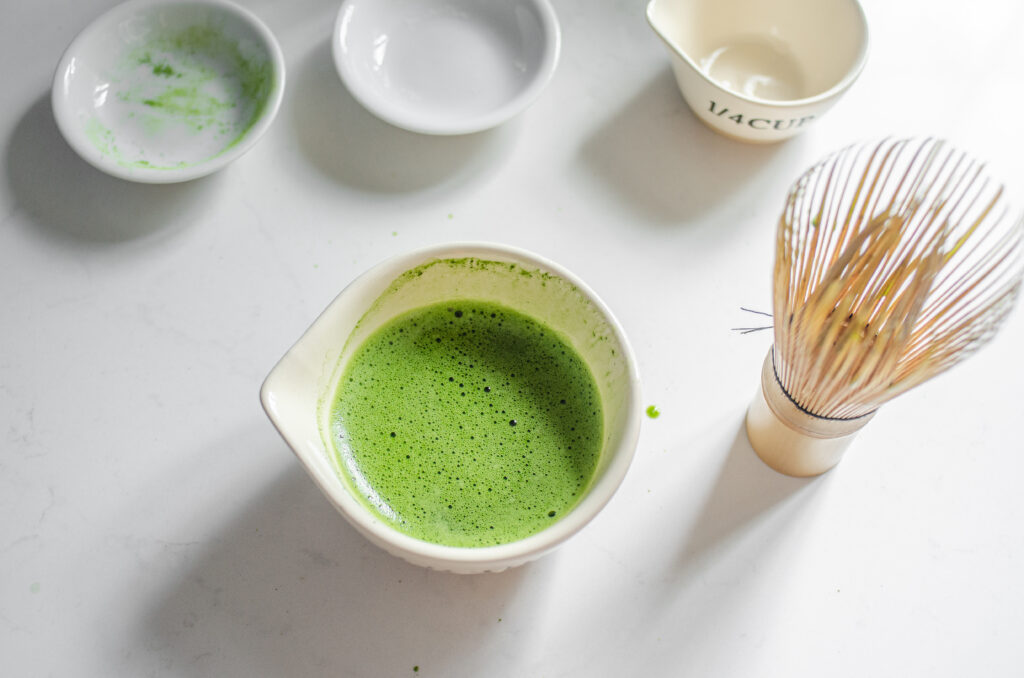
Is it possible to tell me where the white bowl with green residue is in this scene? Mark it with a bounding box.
[52,0,285,183]
[261,243,642,574]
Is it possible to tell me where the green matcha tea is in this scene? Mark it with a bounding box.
[329,300,603,547]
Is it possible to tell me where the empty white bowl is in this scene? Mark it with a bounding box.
[647,0,868,143]
[52,0,285,183]
[332,0,561,135]
[260,243,641,573]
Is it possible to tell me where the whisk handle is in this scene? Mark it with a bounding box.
[745,347,876,477]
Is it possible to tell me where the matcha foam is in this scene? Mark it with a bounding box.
[330,300,603,547]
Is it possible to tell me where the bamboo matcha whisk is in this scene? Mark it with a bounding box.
[747,138,1024,476]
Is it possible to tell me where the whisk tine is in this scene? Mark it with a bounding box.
[771,138,1024,419]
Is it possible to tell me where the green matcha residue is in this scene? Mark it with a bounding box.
[646,405,660,419]
[85,117,120,159]
[88,24,275,170]
[330,300,603,548]
[152,63,175,77]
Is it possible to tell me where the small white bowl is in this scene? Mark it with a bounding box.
[52,0,285,183]
[647,0,868,143]
[332,0,561,135]
[261,243,641,573]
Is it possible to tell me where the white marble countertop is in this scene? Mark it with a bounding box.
[3,0,1023,675]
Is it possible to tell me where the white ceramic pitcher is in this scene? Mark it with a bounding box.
[647,0,868,143]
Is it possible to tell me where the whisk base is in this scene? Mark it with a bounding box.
[745,348,875,477]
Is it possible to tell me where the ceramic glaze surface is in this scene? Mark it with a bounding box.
[700,37,806,101]
[333,0,560,134]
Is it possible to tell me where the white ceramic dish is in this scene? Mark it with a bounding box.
[260,243,642,573]
[647,0,868,143]
[52,0,285,183]
[332,0,561,135]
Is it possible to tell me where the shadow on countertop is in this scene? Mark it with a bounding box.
[579,68,807,226]
[120,414,828,677]
[550,408,831,673]
[127,442,551,678]
[670,420,820,572]
[5,95,217,245]
[289,40,514,195]
[638,417,829,673]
